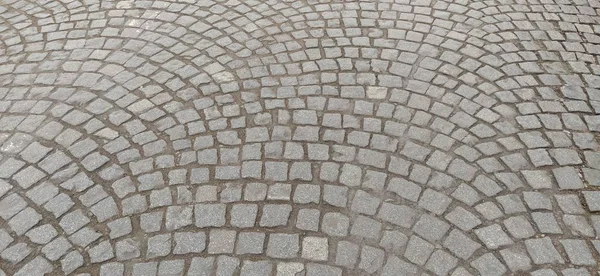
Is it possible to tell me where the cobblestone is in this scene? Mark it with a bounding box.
[526,237,565,265]
[267,234,299,259]
[0,0,598,274]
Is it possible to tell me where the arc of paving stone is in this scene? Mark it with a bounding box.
[3,73,206,270]
[0,4,332,274]
[1,0,600,274]
[2,2,516,276]
[0,70,186,273]
[428,1,600,274]
[0,13,494,276]
[0,130,120,274]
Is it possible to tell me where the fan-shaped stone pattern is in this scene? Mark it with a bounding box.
[0,0,599,275]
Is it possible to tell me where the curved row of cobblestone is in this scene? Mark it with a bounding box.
[0,0,600,275]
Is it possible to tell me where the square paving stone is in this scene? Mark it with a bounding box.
[358,245,384,273]
[445,206,481,231]
[215,256,239,276]
[387,177,422,202]
[188,257,214,276]
[350,190,381,215]
[335,241,359,268]
[553,167,584,190]
[412,214,450,243]
[474,224,513,249]
[296,209,320,231]
[240,260,272,276]
[230,204,258,228]
[322,212,349,237]
[525,237,564,265]
[173,232,205,254]
[471,253,507,276]
[443,229,481,260]
[560,239,595,266]
[99,263,124,276]
[158,260,184,276]
[531,212,563,234]
[499,247,532,272]
[379,230,408,253]
[323,185,348,207]
[523,192,552,210]
[194,204,226,228]
[267,184,292,200]
[165,205,192,230]
[496,194,527,214]
[302,237,329,261]
[582,191,600,212]
[378,202,418,228]
[236,232,265,255]
[381,255,418,276]
[404,235,434,266]
[418,188,452,215]
[503,216,536,239]
[132,262,157,276]
[350,215,382,239]
[208,230,236,254]
[425,250,458,276]
[9,207,42,235]
[243,182,267,201]
[305,263,342,276]
[267,233,298,259]
[259,204,292,227]
[555,194,586,214]
[293,184,320,204]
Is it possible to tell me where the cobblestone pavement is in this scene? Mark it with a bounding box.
[1,0,600,275]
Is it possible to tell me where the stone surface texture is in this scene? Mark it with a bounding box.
[0,0,599,275]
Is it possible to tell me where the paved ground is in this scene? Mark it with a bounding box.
[0,0,600,275]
